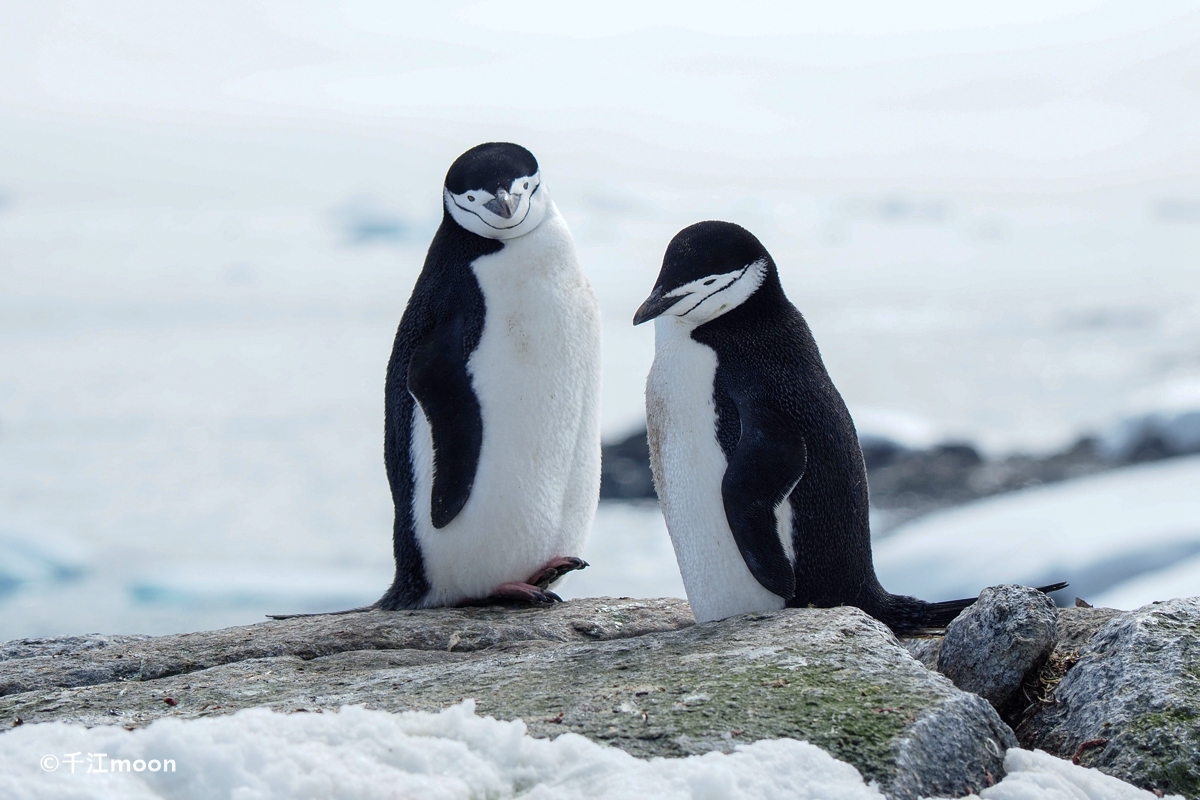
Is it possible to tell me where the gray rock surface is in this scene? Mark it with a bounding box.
[902,605,1125,678]
[937,585,1058,717]
[0,598,1016,800]
[1054,605,1122,651]
[903,636,943,671]
[0,633,152,663]
[890,692,1012,800]
[1018,598,1200,799]
[0,597,694,698]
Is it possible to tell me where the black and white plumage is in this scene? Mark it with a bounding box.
[635,221,1062,633]
[377,142,601,610]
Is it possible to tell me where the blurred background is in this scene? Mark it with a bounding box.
[2,1,1199,639]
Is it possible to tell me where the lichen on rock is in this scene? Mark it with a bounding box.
[1018,597,1200,798]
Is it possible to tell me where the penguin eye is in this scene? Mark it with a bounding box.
[523,182,529,190]
[703,279,716,286]
[467,195,475,202]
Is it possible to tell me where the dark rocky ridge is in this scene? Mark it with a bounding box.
[601,411,1200,532]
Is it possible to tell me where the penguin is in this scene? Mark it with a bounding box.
[375,142,602,610]
[634,221,1064,634]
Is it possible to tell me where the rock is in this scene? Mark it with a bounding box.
[907,606,1122,663]
[600,428,656,499]
[0,599,1016,800]
[603,413,1200,533]
[901,605,1121,688]
[937,585,1058,718]
[1054,605,1122,651]
[0,633,151,663]
[1017,598,1200,799]
[1099,410,1200,463]
[0,597,694,698]
[902,636,942,671]
[904,605,1126,733]
[866,438,1111,532]
[889,692,1014,800]
[599,425,1113,535]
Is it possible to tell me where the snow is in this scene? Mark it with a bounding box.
[1094,551,1200,610]
[0,532,88,599]
[0,702,1177,800]
[925,749,1186,800]
[969,749,1182,800]
[874,455,1200,608]
[563,502,686,602]
[0,702,880,800]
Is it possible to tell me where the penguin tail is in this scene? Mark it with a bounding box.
[882,581,1070,636]
[880,594,977,636]
[265,604,378,621]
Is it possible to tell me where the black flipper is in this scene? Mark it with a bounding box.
[721,412,806,601]
[408,313,483,529]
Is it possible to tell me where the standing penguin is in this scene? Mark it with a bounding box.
[378,142,601,610]
[635,221,1061,633]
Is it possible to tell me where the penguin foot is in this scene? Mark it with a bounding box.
[487,582,563,604]
[527,557,589,590]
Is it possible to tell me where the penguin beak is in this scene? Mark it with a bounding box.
[483,188,520,219]
[633,286,678,325]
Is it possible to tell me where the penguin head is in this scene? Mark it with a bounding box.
[443,142,549,240]
[634,221,774,326]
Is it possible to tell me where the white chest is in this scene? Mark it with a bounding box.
[469,207,599,384]
[410,203,602,606]
[646,319,786,622]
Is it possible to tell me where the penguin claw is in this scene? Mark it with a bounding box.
[456,561,586,607]
[487,582,562,604]
[527,557,590,589]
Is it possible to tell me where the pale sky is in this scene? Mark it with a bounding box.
[3,1,1200,202]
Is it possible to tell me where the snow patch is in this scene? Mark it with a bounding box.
[127,564,388,612]
[1094,551,1200,610]
[0,530,88,599]
[875,455,1200,607]
[0,701,879,800]
[968,748,1182,800]
[0,703,1179,800]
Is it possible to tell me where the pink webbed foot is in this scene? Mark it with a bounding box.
[492,582,562,604]
[526,556,589,589]
[456,582,561,606]
[455,557,590,607]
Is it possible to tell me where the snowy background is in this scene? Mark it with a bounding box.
[3,1,1200,639]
